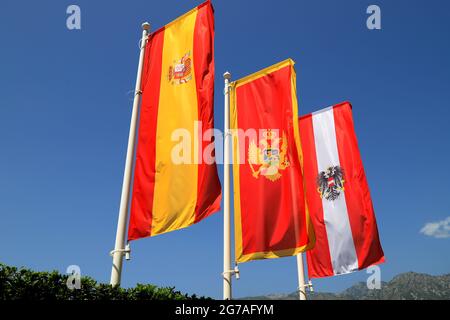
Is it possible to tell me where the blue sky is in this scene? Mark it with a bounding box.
[0,0,449,299]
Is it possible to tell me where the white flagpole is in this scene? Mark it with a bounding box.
[110,22,150,286]
[296,253,307,300]
[223,71,232,299]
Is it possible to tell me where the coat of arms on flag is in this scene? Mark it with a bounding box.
[317,165,345,201]
[299,102,384,278]
[248,129,290,181]
[128,1,220,241]
[231,59,315,263]
[168,52,192,84]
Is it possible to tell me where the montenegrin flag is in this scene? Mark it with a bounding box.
[128,1,221,240]
[299,102,384,278]
[230,59,315,263]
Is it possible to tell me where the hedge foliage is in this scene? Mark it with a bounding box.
[0,263,206,300]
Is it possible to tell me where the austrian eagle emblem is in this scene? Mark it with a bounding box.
[317,165,345,201]
[248,130,290,182]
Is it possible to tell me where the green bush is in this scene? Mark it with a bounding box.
[0,263,207,300]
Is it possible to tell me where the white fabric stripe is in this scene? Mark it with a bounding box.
[312,106,333,116]
[312,108,359,275]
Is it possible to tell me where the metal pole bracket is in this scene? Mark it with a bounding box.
[222,265,240,280]
[298,280,314,293]
[109,243,131,261]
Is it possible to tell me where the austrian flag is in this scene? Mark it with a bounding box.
[299,102,385,278]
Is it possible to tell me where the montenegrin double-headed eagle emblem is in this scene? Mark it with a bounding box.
[168,52,192,85]
[317,165,345,201]
[248,129,290,182]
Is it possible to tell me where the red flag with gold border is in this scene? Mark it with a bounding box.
[230,59,315,263]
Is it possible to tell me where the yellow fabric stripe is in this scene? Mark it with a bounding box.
[233,58,295,88]
[151,8,199,236]
[290,64,315,251]
[238,246,312,263]
[230,82,244,262]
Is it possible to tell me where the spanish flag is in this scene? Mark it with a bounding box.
[128,1,221,241]
[230,59,315,263]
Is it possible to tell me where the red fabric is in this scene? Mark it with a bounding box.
[300,102,384,278]
[193,1,222,223]
[127,1,220,241]
[127,30,165,241]
[333,102,385,270]
[300,115,334,278]
[236,66,311,257]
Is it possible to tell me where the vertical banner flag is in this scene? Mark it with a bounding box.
[230,59,315,263]
[128,1,221,240]
[299,102,384,278]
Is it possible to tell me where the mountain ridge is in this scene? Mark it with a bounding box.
[240,272,450,300]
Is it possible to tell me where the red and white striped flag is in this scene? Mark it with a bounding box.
[299,102,384,278]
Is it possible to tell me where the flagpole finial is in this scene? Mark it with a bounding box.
[223,72,231,80]
[142,22,150,31]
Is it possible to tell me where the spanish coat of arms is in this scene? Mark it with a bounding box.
[317,165,345,201]
[248,130,290,182]
[168,52,192,84]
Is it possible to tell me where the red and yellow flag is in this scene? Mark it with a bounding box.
[230,59,315,263]
[128,1,221,241]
